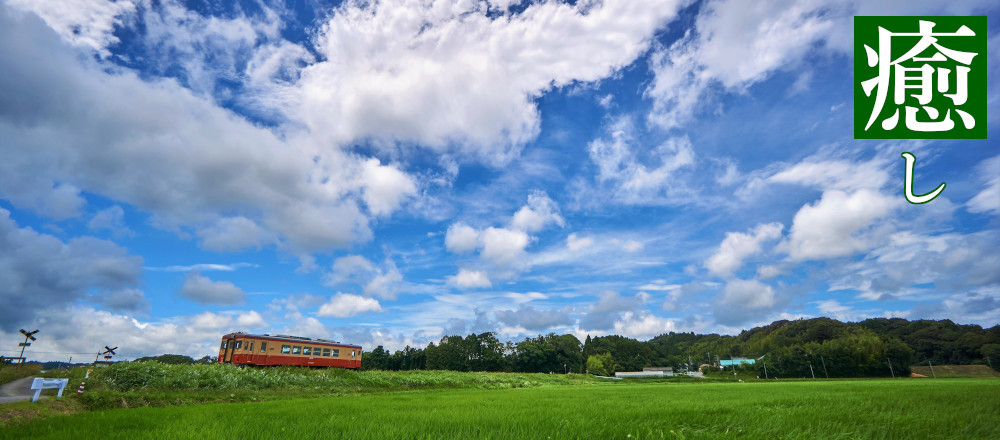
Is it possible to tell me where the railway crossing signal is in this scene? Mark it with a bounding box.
[94,346,118,366]
[11,329,40,364]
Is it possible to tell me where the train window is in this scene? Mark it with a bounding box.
[292,346,301,355]
[352,350,356,358]
[313,347,321,355]
[260,342,267,353]
[303,347,311,356]
[221,341,227,349]
[322,348,330,357]
[332,349,339,357]
[235,340,242,349]
[281,345,291,354]
[248,342,254,352]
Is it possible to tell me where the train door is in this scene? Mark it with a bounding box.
[222,337,237,363]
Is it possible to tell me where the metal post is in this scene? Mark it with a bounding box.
[763,361,768,379]
[809,363,815,379]
[928,360,936,379]
[987,356,993,370]
[820,355,829,379]
[887,358,895,378]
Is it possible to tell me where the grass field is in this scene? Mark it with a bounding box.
[3,378,998,439]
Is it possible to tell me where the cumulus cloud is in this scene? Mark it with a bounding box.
[0,306,270,362]
[706,222,784,277]
[784,189,897,261]
[579,290,644,331]
[713,278,779,325]
[298,0,685,163]
[91,288,150,314]
[447,268,492,289]
[445,223,480,254]
[613,312,678,340]
[494,305,573,332]
[87,205,133,237]
[317,293,383,318]
[0,8,413,259]
[326,255,404,299]
[177,271,247,305]
[0,208,144,331]
[510,190,564,233]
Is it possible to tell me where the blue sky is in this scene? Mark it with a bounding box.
[1,0,997,362]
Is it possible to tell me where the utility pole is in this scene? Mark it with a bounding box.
[928,360,936,379]
[808,363,815,379]
[986,356,993,370]
[887,358,895,378]
[820,355,829,379]
[763,361,768,379]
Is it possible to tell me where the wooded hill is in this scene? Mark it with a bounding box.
[360,318,999,378]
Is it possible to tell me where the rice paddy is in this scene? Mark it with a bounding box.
[3,377,998,439]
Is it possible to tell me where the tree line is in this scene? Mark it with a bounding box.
[360,318,1000,378]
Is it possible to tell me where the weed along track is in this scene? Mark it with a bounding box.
[3,375,998,440]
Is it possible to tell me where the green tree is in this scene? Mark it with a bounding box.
[586,353,615,376]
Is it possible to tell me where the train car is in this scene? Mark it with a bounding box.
[217,332,362,368]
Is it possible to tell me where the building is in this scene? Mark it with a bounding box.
[643,366,674,377]
[719,357,756,367]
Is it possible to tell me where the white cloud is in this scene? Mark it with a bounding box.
[360,158,417,216]
[706,222,784,277]
[177,270,247,305]
[0,9,407,258]
[511,190,564,233]
[770,159,890,192]
[966,155,1000,215]
[0,208,143,331]
[317,293,383,318]
[298,0,685,163]
[784,189,897,261]
[645,0,998,128]
[579,290,644,331]
[326,255,404,299]
[7,0,137,56]
[479,227,531,272]
[447,268,492,289]
[756,264,785,280]
[586,117,696,204]
[445,223,480,254]
[196,217,273,252]
[495,305,573,332]
[566,233,594,252]
[87,205,133,237]
[714,278,778,325]
[613,312,678,340]
[146,263,257,272]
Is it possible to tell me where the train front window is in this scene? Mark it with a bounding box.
[303,347,311,356]
[260,342,267,353]
[235,340,242,349]
[322,348,330,357]
[281,345,291,354]
[292,346,301,355]
[221,341,227,349]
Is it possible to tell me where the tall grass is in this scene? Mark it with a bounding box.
[0,363,42,385]
[86,361,600,392]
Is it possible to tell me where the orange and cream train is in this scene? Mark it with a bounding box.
[218,332,362,368]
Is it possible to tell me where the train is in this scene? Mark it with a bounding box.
[218,332,362,368]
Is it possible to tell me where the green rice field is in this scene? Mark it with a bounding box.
[3,378,998,439]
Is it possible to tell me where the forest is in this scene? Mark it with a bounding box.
[359,318,1000,378]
